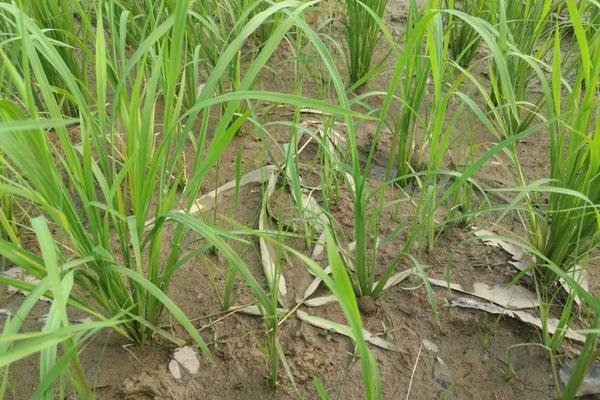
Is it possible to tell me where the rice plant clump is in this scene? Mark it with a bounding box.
[344,0,388,85]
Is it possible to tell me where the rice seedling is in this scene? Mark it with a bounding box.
[343,0,388,85]
[310,1,460,299]
[0,0,208,346]
[0,216,122,399]
[386,0,430,185]
[530,0,600,285]
[0,0,342,345]
[436,1,599,395]
[444,0,490,67]
[274,6,442,332]
[392,0,522,249]
[488,0,555,138]
[418,2,459,252]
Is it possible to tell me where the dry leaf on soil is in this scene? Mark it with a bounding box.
[297,310,401,352]
[259,169,288,307]
[473,227,589,306]
[1,267,48,301]
[144,165,278,229]
[450,297,585,343]
[428,278,538,310]
[304,295,337,307]
[232,305,289,317]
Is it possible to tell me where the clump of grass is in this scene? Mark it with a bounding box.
[444,0,490,67]
[312,5,439,309]
[489,0,554,138]
[0,0,327,347]
[0,216,122,399]
[531,0,600,285]
[344,0,388,85]
[387,0,430,184]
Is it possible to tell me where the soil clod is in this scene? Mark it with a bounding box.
[357,296,377,315]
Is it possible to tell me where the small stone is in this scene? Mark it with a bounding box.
[171,346,200,375]
[398,302,414,316]
[559,361,600,397]
[285,347,296,357]
[214,347,225,359]
[168,359,182,381]
[357,296,377,315]
[422,339,439,355]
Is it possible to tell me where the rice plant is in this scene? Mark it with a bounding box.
[386,0,430,185]
[531,0,600,285]
[444,0,490,67]
[302,5,442,308]
[437,1,599,394]
[0,216,122,399]
[488,0,555,138]
[0,0,206,346]
[343,0,388,85]
[0,0,334,345]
